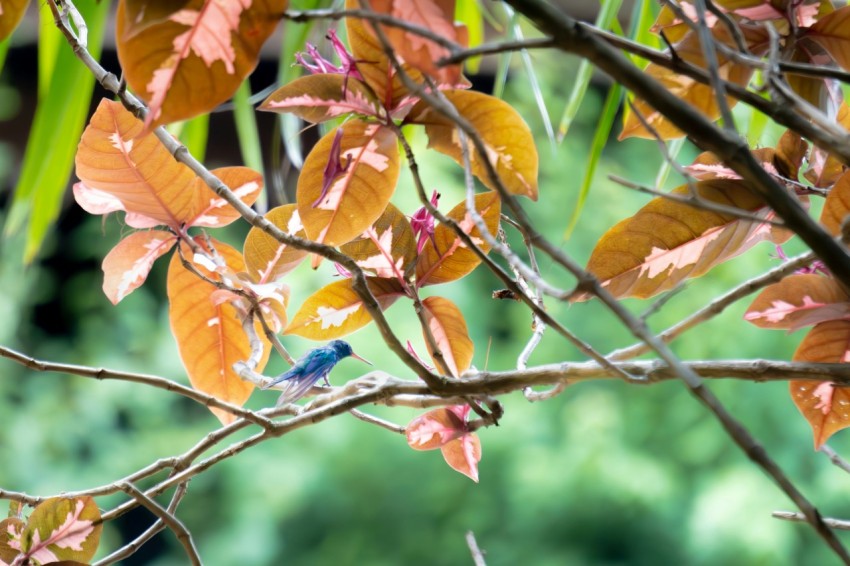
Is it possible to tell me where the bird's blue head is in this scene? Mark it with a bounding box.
[329,340,371,365]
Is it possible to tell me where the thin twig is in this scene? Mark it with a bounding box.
[466,531,488,566]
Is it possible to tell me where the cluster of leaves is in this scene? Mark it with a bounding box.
[587,0,850,447]
[62,0,538,483]
[0,497,102,565]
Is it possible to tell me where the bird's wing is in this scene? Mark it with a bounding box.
[261,364,302,390]
[275,376,325,407]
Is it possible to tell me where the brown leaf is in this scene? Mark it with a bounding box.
[417,192,501,287]
[774,130,808,180]
[243,204,309,283]
[102,230,177,305]
[0,517,24,563]
[0,0,29,41]
[167,239,270,424]
[421,296,473,377]
[804,103,850,187]
[259,74,383,123]
[116,0,287,128]
[584,179,784,300]
[791,320,850,448]
[340,203,416,279]
[285,277,405,339]
[821,171,850,236]
[297,119,400,248]
[409,90,538,200]
[744,274,850,331]
[809,6,850,74]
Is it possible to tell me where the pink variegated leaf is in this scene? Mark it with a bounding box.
[0,517,24,563]
[259,74,383,123]
[244,204,309,283]
[582,179,791,301]
[406,405,469,450]
[21,497,102,565]
[421,296,473,377]
[745,274,850,331]
[340,203,416,279]
[441,432,481,482]
[187,166,263,228]
[72,182,161,229]
[102,230,177,305]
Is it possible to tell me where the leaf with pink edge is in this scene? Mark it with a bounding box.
[21,497,102,565]
[259,74,383,123]
[745,274,850,332]
[102,230,177,304]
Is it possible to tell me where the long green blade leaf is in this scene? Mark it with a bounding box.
[233,80,265,210]
[455,0,484,74]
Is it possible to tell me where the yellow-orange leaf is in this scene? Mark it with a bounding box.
[116,0,287,128]
[244,204,309,283]
[285,277,404,339]
[421,296,473,377]
[410,90,538,199]
[259,74,383,123]
[744,274,850,332]
[584,179,783,300]
[297,120,400,247]
[340,203,416,279]
[167,239,270,424]
[821,169,850,235]
[102,230,177,305]
[417,192,501,287]
[791,320,850,448]
[0,0,29,41]
[188,166,263,227]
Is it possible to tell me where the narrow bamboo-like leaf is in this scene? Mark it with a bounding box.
[583,179,784,300]
[340,203,416,278]
[421,296,473,377]
[285,277,405,339]
[745,274,850,331]
[233,79,264,185]
[167,240,270,425]
[410,90,538,199]
[564,83,622,238]
[244,204,309,282]
[5,0,109,262]
[791,320,850,448]
[0,0,28,42]
[22,497,102,565]
[490,8,518,100]
[417,192,501,286]
[557,0,622,141]
[297,120,400,247]
[116,0,288,128]
[259,74,383,123]
[179,113,209,163]
[455,0,483,73]
[820,169,850,235]
[102,230,177,305]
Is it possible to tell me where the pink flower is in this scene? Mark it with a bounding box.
[313,128,351,208]
[411,191,440,254]
[295,29,363,82]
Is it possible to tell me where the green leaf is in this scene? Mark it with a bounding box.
[22,497,102,564]
[5,0,110,263]
[179,113,210,163]
[455,0,484,73]
[233,79,264,188]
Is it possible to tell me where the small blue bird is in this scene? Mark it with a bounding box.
[262,340,371,405]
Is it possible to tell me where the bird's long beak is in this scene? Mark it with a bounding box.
[351,351,372,365]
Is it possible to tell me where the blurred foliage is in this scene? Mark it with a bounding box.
[0,7,848,566]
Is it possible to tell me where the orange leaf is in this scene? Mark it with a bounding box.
[416,192,501,287]
[421,296,473,377]
[791,320,850,448]
[285,277,404,339]
[367,0,468,87]
[75,99,199,228]
[745,274,850,331]
[340,203,416,279]
[167,239,270,424]
[441,433,481,482]
[409,89,538,199]
[187,166,263,228]
[805,103,850,187]
[297,119,400,247]
[102,230,177,305]
[116,0,287,128]
[584,179,785,300]
[0,0,29,41]
[259,74,383,123]
[810,6,850,73]
[820,169,850,235]
[243,204,309,283]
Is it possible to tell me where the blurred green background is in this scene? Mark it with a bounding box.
[2,1,850,565]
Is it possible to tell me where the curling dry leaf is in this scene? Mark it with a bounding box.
[409,90,538,200]
[340,203,417,279]
[0,0,29,41]
[285,277,405,340]
[116,0,287,128]
[421,296,473,377]
[297,119,400,248]
[791,320,850,448]
[18,497,102,565]
[244,204,309,282]
[745,274,850,332]
[259,74,383,123]
[167,239,270,424]
[583,179,786,300]
[417,192,501,287]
